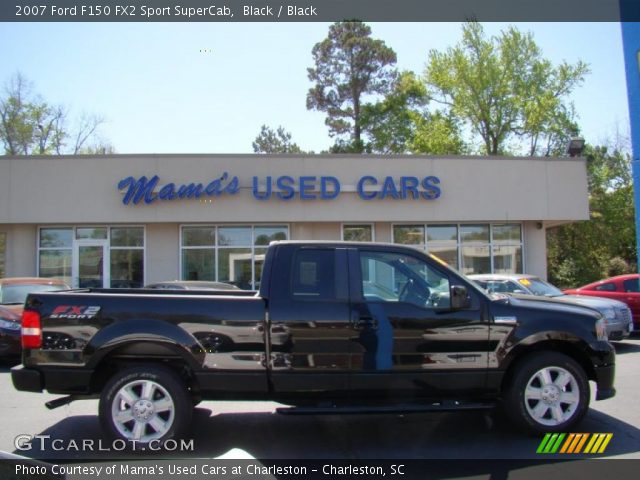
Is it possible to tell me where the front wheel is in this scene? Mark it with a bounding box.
[503,352,590,434]
[99,365,192,447]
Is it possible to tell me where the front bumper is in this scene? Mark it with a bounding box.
[594,363,616,400]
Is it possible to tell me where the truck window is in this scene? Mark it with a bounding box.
[291,249,336,300]
[360,250,450,309]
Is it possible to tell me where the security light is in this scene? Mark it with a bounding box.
[567,137,585,157]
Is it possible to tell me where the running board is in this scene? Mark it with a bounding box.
[276,400,496,415]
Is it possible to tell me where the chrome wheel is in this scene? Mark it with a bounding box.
[111,379,175,442]
[524,366,580,426]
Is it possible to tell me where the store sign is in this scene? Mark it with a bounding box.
[117,173,441,205]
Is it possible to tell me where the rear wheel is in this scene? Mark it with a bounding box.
[504,352,589,434]
[99,365,192,447]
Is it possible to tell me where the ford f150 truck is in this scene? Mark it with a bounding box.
[12,242,615,445]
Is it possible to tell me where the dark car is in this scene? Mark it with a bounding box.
[0,305,21,359]
[144,280,241,291]
[564,274,640,329]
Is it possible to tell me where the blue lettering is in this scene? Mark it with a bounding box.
[320,176,340,199]
[357,176,378,200]
[158,183,177,200]
[225,175,239,194]
[276,176,295,200]
[421,176,441,199]
[177,183,204,199]
[400,176,420,200]
[380,176,400,200]
[253,176,271,200]
[118,175,158,205]
[299,176,316,200]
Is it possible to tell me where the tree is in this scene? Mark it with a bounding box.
[252,125,303,154]
[425,22,588,156]
[307,21,397,153]
[547,142,636,287]
[0,72,110,155]
[361,71,465,154]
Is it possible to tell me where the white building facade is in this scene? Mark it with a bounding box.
[0,154,589,289]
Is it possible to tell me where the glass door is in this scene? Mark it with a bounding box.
[72,240,109,288]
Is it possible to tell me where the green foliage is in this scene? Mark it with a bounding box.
[547,144,636,288]
[425,22,588,156]
[252,125,304,154]
[307,21,397,153]
[0,73,110,155]
[360,71,465,154]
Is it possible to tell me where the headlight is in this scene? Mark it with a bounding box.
[0,318,20,331]
[595,317,608,341]
[600,307,616,321]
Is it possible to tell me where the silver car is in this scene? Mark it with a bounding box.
[469,274,633,340]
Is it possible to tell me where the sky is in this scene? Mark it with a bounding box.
[0,21,630,154]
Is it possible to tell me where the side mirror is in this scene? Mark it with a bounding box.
[451,285,471,310]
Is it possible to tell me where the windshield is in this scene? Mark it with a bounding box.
[517,278,564,297]
[0,284,68,305]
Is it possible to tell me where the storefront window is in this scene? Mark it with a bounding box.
[392,223,523,275]
[393,225,425,246]
[492,224,523,274]
[38,228,73,284]
[343,224,373,242]
[109,227,145,288]
[180,225,288,289]
[40,228,73,248]
[38,226,145,288]
[76,227,108,240]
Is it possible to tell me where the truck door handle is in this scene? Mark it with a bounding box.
[354,316,378,330]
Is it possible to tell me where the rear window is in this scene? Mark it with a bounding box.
[623,279,639,293]
[595,282,617,292]
[291,249,336,300]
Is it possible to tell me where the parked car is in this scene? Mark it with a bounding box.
[469,274,633,341]
[144,280,241,291]
[564,274,640,329]
[0,305,21,359]
[13,241,616,445]
[0,277,70,315]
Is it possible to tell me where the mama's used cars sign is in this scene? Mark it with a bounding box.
[117,173,441,205]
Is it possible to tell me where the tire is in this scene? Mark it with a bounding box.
[503,352,590,434]
[99,365,192,447]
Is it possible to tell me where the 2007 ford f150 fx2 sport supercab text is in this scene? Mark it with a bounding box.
[11,242,615,445]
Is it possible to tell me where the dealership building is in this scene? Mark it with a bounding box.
[0,154,589,289]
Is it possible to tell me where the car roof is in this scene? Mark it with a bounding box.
[0,277,68,286]
[467,274,538,281]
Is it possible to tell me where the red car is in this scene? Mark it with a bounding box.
[565,274,640,328]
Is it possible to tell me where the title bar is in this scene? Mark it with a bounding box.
[2,0,638,22]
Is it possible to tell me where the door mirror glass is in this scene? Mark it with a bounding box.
[450,285,471,310]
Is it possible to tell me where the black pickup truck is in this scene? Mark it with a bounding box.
[12,241,615,444]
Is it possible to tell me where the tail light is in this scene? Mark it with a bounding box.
[21,310,42,349]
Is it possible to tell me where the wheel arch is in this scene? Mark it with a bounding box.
[500,337,596,393]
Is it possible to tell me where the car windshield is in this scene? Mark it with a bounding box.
[519,278,564,297]
[0,284,67,305]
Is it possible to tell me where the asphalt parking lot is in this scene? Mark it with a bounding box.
[0,338,638,463]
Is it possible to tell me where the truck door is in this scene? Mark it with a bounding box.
[267,245,352,395]
[348,248,490,400]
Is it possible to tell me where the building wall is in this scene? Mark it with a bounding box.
[0,154,588,282]
[0,154,589,224]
